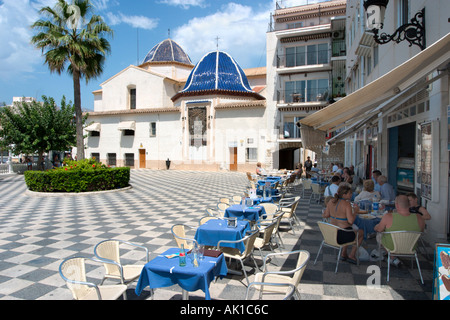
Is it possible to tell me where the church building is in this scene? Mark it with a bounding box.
[83,38,268,172]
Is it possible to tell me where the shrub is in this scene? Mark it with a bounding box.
[24,159,130,193]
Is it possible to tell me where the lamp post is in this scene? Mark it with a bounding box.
[363,0,426,50]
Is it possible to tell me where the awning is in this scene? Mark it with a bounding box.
[118,121,136,131]
[326,69,449,145]
[299,32,450,133]
[85,122,101,132]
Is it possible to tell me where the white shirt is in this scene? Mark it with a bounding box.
[324,183,339,197]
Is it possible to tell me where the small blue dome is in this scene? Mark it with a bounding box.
[172,51,264,101]
[142,39,193,66]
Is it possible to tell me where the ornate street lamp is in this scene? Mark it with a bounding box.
[363,0,426,50]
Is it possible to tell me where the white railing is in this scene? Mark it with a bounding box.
[0,164,8,174]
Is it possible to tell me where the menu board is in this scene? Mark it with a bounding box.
[418,123,432,200]
[433,244,450,300]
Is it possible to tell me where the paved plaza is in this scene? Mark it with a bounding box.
[0,170,434,300]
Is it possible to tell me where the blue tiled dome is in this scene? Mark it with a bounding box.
[172,51,264,101]
[142,39,193,66]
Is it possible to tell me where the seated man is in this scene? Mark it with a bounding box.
[323,175,340,197]
[374,195,425,265]
[377,175,396,202]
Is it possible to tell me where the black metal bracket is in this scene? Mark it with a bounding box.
[372,8,426,50]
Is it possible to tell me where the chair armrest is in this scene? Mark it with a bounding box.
[217,230,258,249]
[261,250,309,274]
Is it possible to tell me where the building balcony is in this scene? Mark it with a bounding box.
[276,87,330,105]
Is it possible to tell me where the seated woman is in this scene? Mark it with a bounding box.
[354,179,381,203]
[407,192,431,220]
[293,163,303,179]
[341,167,353,185]
[256,162,267,176]
[322,185,364,264]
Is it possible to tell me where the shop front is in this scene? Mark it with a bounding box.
[299,33,450,242]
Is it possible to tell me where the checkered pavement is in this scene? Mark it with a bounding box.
[0,171,433,300]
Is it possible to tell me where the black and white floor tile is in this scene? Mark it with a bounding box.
[0,171,433,300]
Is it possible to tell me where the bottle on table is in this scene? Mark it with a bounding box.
[179,243,186,267]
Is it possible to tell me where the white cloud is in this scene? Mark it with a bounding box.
[0,0,43,78]
[158,0,207,10]
[173,3,270,68]
[106,12,158,30]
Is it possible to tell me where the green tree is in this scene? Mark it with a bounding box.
[31,0,113,160]
[0,96,80,169]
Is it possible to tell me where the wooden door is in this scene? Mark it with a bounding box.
[139,149,146,168]
[230,147,238,171]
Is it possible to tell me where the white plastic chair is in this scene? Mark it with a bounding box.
[218,230,259,285]
[310,183,323,203]
[378,231,424,284]
[314,221,359,273]
[279,196,301,234]
[59,257,128,300]
[252,250,310,300]
[254,220,278,261]
[171,224,199,250]
[93,239,149,287]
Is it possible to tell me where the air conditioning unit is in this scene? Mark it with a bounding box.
[332,31,344,40]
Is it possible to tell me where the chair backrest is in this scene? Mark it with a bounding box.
[273,211,286,230]
[311,183,320,193]
[385,231,423,255]
[199,216,215,225]
[217,202,230,212]
[206,208,217,216]
[260,221,277,245]
[283,196,300,216]
[246,172,254,181]
[232,195,242,204]
[171,224,196,250]
[259,203,279,215]
[59,257,91,300]
[291,250,310,286]
[242,231,259,257]
[302,179,312,189]
[219,197,230,205]
[317,221,340,247]
[94,240,121,277]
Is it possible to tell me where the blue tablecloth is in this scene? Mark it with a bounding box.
[135,248,228,300]
[354,215,381,239]
[195,219,250,253]
[224,204,266,222]
[257,180,277,187]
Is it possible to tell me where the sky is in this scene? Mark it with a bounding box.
[0,0,329,111]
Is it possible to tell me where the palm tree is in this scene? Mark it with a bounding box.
[31,0,113,160]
